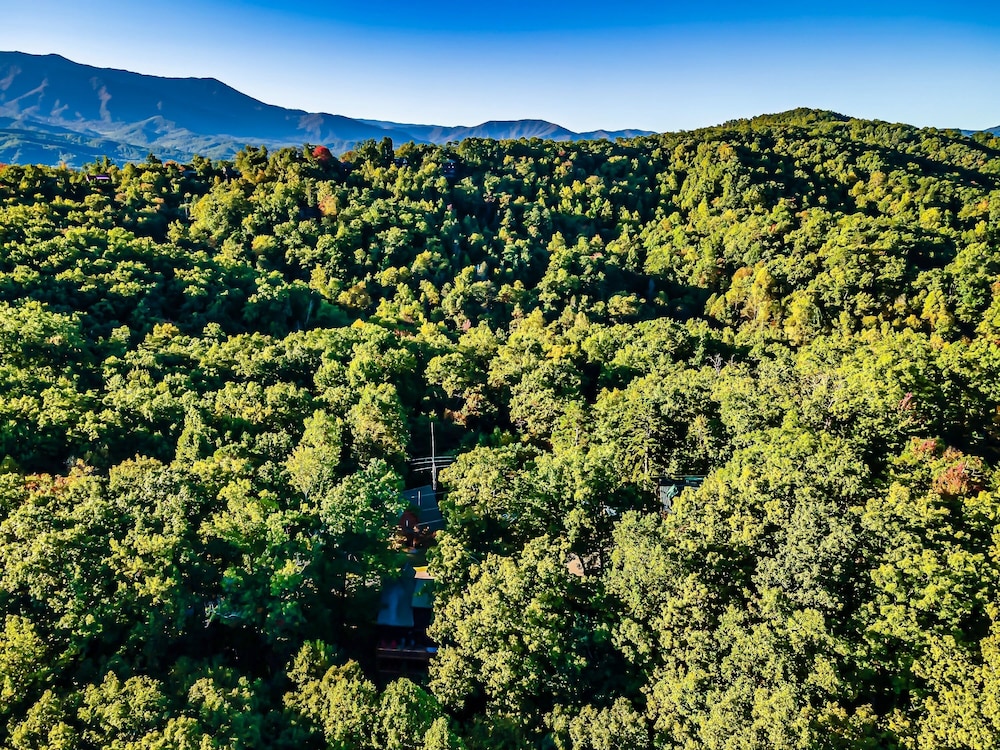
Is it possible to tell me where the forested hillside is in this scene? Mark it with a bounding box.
[2,110,1000,748]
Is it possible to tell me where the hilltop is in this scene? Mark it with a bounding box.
[0,51,653,165]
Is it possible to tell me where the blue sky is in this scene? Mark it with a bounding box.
[3,1,999,132]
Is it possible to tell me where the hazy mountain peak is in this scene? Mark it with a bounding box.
[0,50,656,166]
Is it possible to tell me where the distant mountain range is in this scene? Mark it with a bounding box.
[963,127,1000,137]
[0,51,654,167]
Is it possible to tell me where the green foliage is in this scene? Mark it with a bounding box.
[2,118,1000,747]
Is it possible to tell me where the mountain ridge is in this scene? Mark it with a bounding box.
[0,51,655,166]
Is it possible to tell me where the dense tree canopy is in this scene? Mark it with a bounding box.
[1,110,1000,747]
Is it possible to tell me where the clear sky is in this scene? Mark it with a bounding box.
[3,0,999,133]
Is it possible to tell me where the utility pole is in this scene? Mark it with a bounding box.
[430,421,437,491]
[408,421,453,487]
